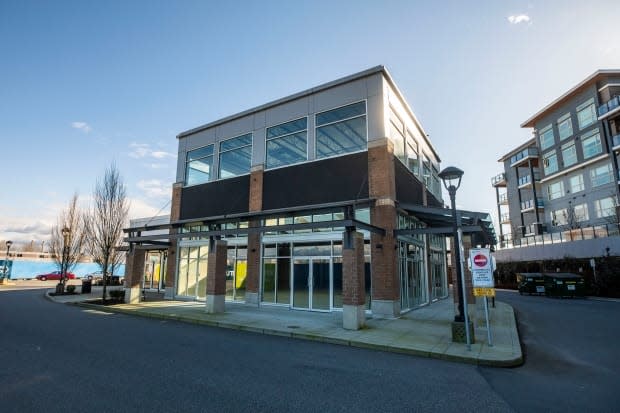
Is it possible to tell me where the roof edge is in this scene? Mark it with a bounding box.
[497,137,536,162]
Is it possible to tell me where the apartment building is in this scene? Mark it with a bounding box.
[493,69,620,250]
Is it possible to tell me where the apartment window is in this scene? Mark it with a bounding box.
[581,129,602,159]
[422,154,431,188]
[551,208,568,226]
[543,150,558,175]
[569,174,584,193]
[219,133,252,178]
[576,98,596,130]
[573,203,589,222]
[539,125,554,150]
[590,163,613,187]
[406,131,419,176]
[316,101,367,159]
[561,142,577,167]
[186,145,214,186]
[595,197,616,218]
[265,117,307,169]
[557,113,573,141]
[547,181,564,201]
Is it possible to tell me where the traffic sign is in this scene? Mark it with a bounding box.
[470,248,494,288]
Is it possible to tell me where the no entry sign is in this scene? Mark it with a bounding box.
[469,248,494,288]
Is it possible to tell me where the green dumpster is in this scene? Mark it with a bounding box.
[517,273,546,295]
[544,273,586,298]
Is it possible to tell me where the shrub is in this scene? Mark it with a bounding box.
[66,285,76,294]
[109,290,125,302]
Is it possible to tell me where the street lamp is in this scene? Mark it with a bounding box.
[438,166,466,322]
[2,240,12,281]
[61,227,70,290]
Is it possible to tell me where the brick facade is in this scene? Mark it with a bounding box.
[166,183,183,291]
[343,231,365,306]
[206,239,227,296]
[246,167,264,297]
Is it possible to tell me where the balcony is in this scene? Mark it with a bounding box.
[500,213,511,223]
[510,147,539,167]
[491,172,506,187]
[520,198,544,212]
[517,171,541,188]
[498,192,508,204]
[598,96,620,119]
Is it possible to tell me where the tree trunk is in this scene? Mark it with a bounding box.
[102,257,108,302]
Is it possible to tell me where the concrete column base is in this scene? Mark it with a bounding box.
[244,292,259,305]
[164,288,174,300]
[451,321,475,344]
[371,299,400,318]
[205,294,225,313]
[343,304,366,330]
[125,286,141,304]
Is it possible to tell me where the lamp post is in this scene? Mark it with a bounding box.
[438,166,466,322]
[61,227,70,291]
[2,240,12,281]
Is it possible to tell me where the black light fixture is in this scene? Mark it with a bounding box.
[438,166,466,322]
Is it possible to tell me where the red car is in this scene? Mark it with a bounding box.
[35,271,76,281]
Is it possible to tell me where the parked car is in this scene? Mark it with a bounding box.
[85,271,124,286]
[35,271,76,281]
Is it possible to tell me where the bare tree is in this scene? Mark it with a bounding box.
[50,194,87,292]
[84,164,129,302]
[562,202,583,231]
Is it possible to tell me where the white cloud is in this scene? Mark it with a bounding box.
[71,121,92,133]
[129,142,175,160]
[507,14,531,24]
[136,179,170,199]
[127,197,167,220]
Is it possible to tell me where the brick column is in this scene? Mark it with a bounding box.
[164,182,183,299]
[206,239,228,313]
[245,166,263,305]
[368,138,400,317]
[342,231,366,330]
[124,248,145,304]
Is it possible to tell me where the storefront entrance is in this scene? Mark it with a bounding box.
[292,257,332,311]
[144,250,166,291]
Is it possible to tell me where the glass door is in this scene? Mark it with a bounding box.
[292,257,332,311]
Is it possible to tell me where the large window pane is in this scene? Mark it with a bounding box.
[219,145,251,178]
[543,151,558,175]
[220,134,252,151]
[561,143,577,167]
[582,130,602,159]
[569,174,584,193]
[577,99,596,129]
[557,114,573,140]
[266,132,307,168]
[590,163,613,187]
[539,125,554,150]
[186,145,214,185]
[595,197,616,218]
[316,116,366,158]
[267,118,307,139]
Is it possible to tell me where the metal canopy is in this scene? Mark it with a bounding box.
[397,203,497,246]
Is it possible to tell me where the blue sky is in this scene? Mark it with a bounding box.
[1,0,619,246]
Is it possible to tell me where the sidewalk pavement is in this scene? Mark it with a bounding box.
[46,289,522,367]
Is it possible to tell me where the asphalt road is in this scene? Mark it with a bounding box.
[0,288,618,412]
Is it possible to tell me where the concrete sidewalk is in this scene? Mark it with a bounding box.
[47,290,522,367]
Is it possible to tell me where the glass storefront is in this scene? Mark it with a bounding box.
[226,246,247,301]
[144,250,167,290]
[176,245,208,300]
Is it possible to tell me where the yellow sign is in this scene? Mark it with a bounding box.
[473,287,496,297]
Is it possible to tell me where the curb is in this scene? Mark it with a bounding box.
[70,300,523,367]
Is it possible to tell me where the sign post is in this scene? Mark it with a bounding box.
[470,248,494,347]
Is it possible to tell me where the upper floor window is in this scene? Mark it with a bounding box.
[543,150,558,175]
[569,174,584,193]
[557,113,573,141]
[590,163,613,187]
[573,203,589,222]
[266,117,307,169]
[389,109,406,164]
[539,125,554,150]
[547,181,564,201]
[581,129,602,159]
[186,145,214,186]
[406,131,419,177]
[561,142,577,167]
[315,101,367,159]
[595,197,617,218]
[219,133,252,178]
[551,208,568,226]
[422,154,431,188]
[576,98,596,130]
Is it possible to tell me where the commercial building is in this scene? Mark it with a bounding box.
[125,66,495,326]
[493,69,620,258]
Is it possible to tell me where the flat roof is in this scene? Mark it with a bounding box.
[177,65,441,160]
[521,69,620,128]
[497,137,536,162]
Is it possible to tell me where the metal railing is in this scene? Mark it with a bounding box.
[500,213,511,223]
[498,223,620,249]
[498,193,508,204]
[520,198,544,211]
[598,96,620,117]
